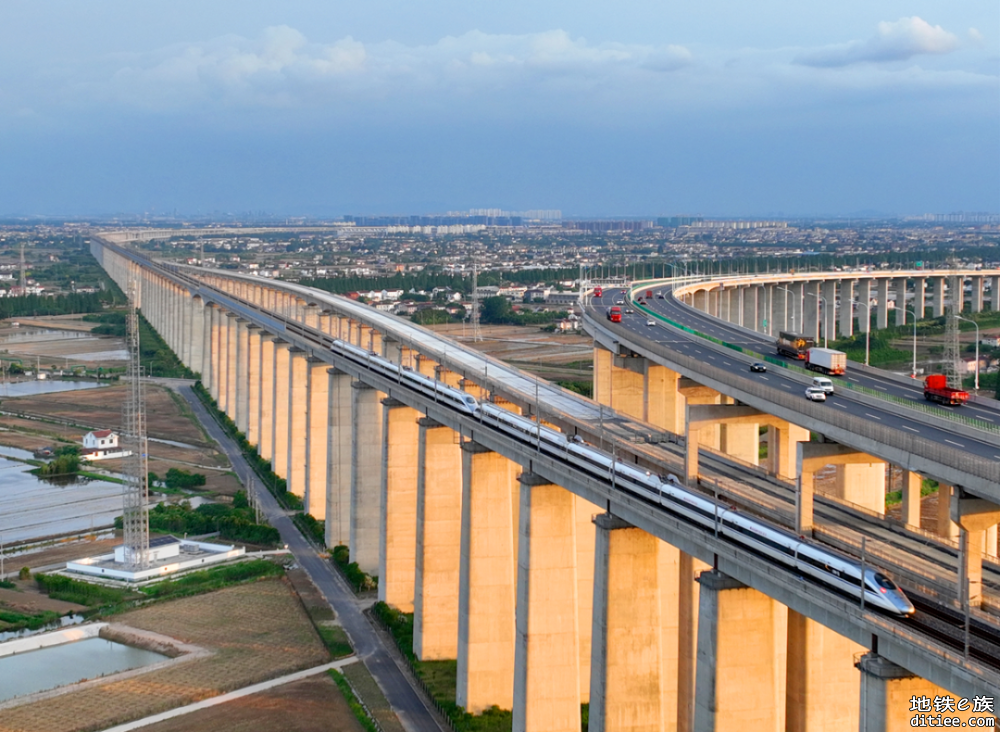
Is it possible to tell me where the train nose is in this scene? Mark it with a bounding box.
[892,593,916,616]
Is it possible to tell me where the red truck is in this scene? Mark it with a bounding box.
[646,289,654,299]
[923,374,969,406]
[607,306,622,323]
[594,286,603,297]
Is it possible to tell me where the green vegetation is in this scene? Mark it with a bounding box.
[372,601,514,731]
[140,559,284,600]
[556,380,593,399]
[885,478,939,507]
[192,381,304,511]
[0,579,16,589]
[35,574,129,607]
[115,495,280,547]
[479,296,567,326]
[331,545,377,593]
[294,512,325,545]
[36,452,81,478]
[0,292,108,319]
[164,467,207,490]
[0,608,61,633]
[329,670,381,732]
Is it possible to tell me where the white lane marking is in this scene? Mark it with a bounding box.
[847,378,859,383]
[902,425,920,433]
[873,385,887,391]
[865,413,882,420]
[722,361,732,366]
[833,402,847,408]
[945,439,965,447]
[780,383,791,389]
[760,376,769,381]
[707,355,716,360]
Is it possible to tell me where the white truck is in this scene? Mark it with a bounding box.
[805,347,846,376]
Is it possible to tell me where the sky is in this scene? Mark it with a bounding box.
[0,1,997,218]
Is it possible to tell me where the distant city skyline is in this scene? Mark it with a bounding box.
[0,2,996,216]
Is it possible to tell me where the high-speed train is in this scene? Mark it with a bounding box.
[329,337,916,617]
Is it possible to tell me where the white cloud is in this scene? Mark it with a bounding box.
[794,17,960,68]
[99,27,693,109]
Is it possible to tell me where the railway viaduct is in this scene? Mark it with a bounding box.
[92,234,999,732]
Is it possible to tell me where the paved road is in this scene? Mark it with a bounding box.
[175,384,443,732]
[592,292,1000,461]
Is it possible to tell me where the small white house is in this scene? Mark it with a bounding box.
[82,430,131,461]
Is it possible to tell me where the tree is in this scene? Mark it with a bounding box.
[479,296,516,325]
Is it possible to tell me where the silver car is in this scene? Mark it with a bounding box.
[805,386,827,402]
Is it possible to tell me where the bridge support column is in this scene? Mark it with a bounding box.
[380,399,420,612]
[201,303,215,392]
[822,280,837,342]
[954,276,966,313]
[693,570,785,732]
[589,514,677,732]
[893,278,908,326]
[857,280,872,333]
[839,280,855,338]
[834,463,886,515]
[512,474,582,732]
[457,441,518,714]
[971,276,984,313]
[286,349,309,500]
[900,470,922,528]
[271,341,292,479]
[767,423,809,480]
[181,290,194,367]
[743,286,759,332]
[856,653,984,731]
[326,369,353,549]
[304,303,320,328]
[593,347,645,421]
[931,277,945,318]
[225,313,238,420]
[246,326,262,447]
[937,483,959,541]
[876,279,889,330]
[235,319,250,436]
[351,382,384,575]
[414,418,463,660]
[952,490,1000,606]
[913,277,926,318]
[189,296,205,378]
[258,335,276,459]
[720,422,759,466]
[644,363,685,434]
[991,276,1000,312]
[803,282,820,341]
[785,611,862,732]
[771,285,787,335]
[305,358,329,518]
[210,306,224,403]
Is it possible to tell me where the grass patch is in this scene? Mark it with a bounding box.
[0,579,16,589]
[35,574,130,608]
[294,512,325,545]
[317,624,353,659]
[329,669,381,732]
[140,559,285,600]
[885,478,939,507]
[331,545,377,593]
[372,601,514,731]
[0,608,61,632]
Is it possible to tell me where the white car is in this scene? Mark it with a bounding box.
[811,376,835,394]
[646,319,656,327]
[614,299,624,305]
[805,386,827,402]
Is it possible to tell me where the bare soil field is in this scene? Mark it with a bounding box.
[137,674,364,732]
[0,587,85,615]
[0,384,241,496]
[0,577,331,732]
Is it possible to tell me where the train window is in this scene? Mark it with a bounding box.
[872,573,897,591]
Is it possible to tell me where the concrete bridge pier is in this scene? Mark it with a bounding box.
[414,418,463,660]
[900,470,922,528]
[785,611,863,732]
[876,279,890,330]
[224,313,238,419]
[971,276,984,313]
[380,398,421,611]
[457,441,518,714]
[839,280,855,338]
[589,514,677,732]
[856,280,872,334]
[693,570,786,732]
[271,341,292,479]
[893,278,907,326]
[803,282,820,342]
[742,286,758,332]
[351,381,384,575]
[951,490,1000,606]
[188,296,205,379]
[258,335,277,459]
[856,653,984,731]
[201,302,215,390]
[991,276,1000,312]
[326,368,354,549]
[913,277,926,318]
[305,357,329,518]
[931,277,946,318]
[209,306,224,404]
[245,326,262,447]
[797,443,886,535]
[286,348,309,500]
[593,348,645,421]
[512,474,582,732]
[235,319,250,435]
[765,423,810,481]
[822,280,837,342]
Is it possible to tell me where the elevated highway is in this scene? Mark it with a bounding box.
[92,235,1000,731]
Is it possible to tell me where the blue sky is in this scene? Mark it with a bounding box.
[1,1,997,217]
